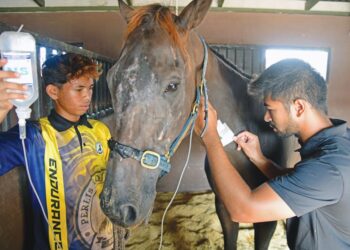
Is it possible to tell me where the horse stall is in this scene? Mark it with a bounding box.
[1,1,350,249]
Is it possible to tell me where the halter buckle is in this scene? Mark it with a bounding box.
[191,103,199,114]
[141,151,161,169]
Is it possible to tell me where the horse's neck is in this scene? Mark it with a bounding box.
[205,50,254,134]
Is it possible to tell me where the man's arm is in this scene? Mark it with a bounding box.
[0,59,27,124]
[195,99,295,223]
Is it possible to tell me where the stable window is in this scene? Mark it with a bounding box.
[265,48,329,81]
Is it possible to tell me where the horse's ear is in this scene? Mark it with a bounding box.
[118,0,134,23]
[176,0,212,30]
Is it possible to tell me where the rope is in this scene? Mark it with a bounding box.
[175,0,179,15]
[113,225,129,250]
[158,122,196,250]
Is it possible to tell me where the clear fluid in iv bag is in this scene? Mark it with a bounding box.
[0,31,39,108]
[2,51,36,105]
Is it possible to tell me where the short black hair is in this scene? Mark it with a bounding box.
[248,58,328,114]
[42,53,101,86]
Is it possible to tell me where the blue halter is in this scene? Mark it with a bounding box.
[108,36,209,177]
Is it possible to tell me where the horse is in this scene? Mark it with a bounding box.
[101,0,288,249]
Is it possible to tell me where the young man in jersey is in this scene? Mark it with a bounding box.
[0,54,118,249]
[195,59,350,249]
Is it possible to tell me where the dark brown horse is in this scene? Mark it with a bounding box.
[101,0,288,249]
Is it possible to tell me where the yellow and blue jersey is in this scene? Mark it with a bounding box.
[0,110,113,250]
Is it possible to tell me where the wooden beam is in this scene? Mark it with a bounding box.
[33,0,45,7]
[218,0,224,8]
[305,0,319,11]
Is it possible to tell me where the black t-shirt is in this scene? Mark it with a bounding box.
[269,119,350,250]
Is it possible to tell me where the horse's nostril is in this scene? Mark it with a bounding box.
[121,204,138,225]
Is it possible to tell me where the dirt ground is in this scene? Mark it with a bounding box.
[125,192,288,250]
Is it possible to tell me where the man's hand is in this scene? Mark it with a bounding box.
[233,131,268,167]
[0,59,27,123]
[194,98,220,146]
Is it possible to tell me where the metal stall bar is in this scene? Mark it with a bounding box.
[210,44,266,76]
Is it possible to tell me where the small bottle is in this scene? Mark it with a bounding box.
[0,28,39,139]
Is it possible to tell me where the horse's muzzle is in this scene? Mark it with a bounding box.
[100,187,141,227]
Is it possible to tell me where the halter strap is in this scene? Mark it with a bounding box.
[108,36,209,177]
[199,36,209,138]
[108,140,171,175]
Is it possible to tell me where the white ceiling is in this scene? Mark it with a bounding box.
[0,0,349,15]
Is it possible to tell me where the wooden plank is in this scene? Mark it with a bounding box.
[312,1,350,12]
[305,0,320,10]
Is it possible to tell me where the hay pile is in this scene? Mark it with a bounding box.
[125,192,288,250]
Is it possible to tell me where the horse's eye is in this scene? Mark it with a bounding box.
[164,82,179,93]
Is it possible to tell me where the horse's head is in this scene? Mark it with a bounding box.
[101,0,212,227]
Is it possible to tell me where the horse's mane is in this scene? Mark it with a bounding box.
[209,47,252,81]
[126,4,187,58]
[125,4,251,81]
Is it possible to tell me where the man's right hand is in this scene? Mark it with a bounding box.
[233,131,268,168]
[0,59,27,124]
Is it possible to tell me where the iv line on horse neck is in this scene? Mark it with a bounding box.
[158,122,196,250]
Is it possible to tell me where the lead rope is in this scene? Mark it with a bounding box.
[113,225,129,250]
[175,0,179,15]
[158,121,196,250]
